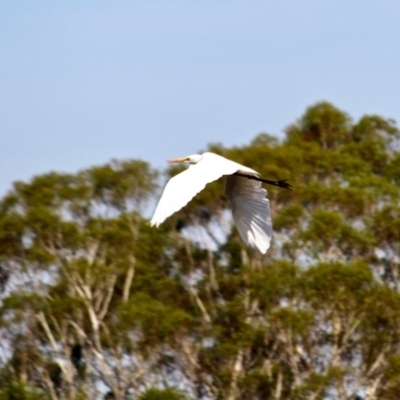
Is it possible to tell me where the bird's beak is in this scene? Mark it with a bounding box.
[168,157,188,163]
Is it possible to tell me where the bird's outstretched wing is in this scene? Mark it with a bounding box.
[150,153,244,226]
[225,175,272,254]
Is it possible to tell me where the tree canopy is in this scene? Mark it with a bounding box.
[1,102,400,400]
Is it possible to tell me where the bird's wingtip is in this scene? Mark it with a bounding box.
[256,243,270,254]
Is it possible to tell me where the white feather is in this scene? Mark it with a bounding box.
[225,175,272,254]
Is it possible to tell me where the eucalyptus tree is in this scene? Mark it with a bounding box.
[0,160,185,399]
[1,103,400,400]
[155,102,400,399]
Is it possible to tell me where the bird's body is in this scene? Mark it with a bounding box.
[150,152,291,254]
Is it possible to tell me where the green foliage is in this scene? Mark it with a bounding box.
[286,102,352,149]
[0,369,49,400]
[118,292,193,347]
[0,385,49,400]
[138,388,187,400]
[1,102,400,399]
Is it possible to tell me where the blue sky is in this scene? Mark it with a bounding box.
[1,1,399,196]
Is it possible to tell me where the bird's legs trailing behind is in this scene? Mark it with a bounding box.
[234,173,293,191]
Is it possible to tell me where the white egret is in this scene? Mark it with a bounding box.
[150,152,292,254]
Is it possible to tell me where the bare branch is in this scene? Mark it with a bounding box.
[123,257,135,302]
[98,272,117,320]
[188,286,211,324]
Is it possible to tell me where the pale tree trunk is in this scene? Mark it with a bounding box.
[226,349,244,400]
[36,312,76,398]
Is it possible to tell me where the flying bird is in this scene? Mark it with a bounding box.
[150,152,292,254]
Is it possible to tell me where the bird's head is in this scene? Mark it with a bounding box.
[168,154,203,165]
